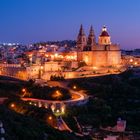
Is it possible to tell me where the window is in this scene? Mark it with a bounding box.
[83,38,85,42]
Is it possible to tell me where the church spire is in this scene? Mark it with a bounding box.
[77,24,87,51]
[87,26,96,47]
[89,26,94,36]
[78,24,85,36]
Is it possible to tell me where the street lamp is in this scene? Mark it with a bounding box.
[48,116,52,120]
[51,104,55,112]
[134,62,138,66]
[21,88,26,97]
[61,106,65,114]
[56,109,60,113]
[73,85,77,90]
[29,102,32,105]
[10,103,15,108]
[47,115,54,127]
[22,88,26,93]
[21,88,32,97]
[129,59,133,63]
[52,90,62,100]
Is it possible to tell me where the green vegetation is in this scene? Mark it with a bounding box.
[25,85,71,101]
[0,77,71,101]
[0,103,83,140]
[0,77,83,140]
[0,77,25,97]
[66,70,140,131]
[5,98,57,127]
[1,70,140,139]
[50,75,65,81]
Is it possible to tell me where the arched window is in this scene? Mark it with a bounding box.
[83,37,85,42]
[100,39,102,43]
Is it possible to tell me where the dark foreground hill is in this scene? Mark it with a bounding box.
[65,69,140,132]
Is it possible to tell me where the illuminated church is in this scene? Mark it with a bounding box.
[77,25,121,67]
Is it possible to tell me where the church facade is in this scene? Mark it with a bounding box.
[77,25,121,67]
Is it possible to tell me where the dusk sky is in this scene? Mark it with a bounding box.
[0,0,140,49]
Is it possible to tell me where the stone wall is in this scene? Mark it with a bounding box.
[92,51,108,66]
[77,49,121,67]
[107,51,121,66]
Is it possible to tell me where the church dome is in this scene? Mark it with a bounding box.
[100,26,110,37]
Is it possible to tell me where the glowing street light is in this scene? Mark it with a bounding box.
[21,88,27,97]
[51,104,55,112]
[56,109,60,113]
[29,102,32,105]
[11,103,15,108]
[48,116,52,120]
[54,53,58,58]
[53,90,62,99]
[134,62,138,65]
[73,85,77,90]
[130,59,133,62]
[61,106,65,114]
[22,88,26,93]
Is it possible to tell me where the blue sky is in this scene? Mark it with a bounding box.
[0,0,140,49]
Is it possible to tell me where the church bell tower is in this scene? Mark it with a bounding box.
[76,25,87,51]
[86,26,96,50]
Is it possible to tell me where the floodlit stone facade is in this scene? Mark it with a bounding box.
[77,25,121,67]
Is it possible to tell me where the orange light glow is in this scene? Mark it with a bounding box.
[54,53,58,57]
[73,85,77,89]
[134,62,138,65]
[130,59,133,62]
[29,102,32,105]
[61,106,65,114]
[93,66,97,70]
[48,116,52,120]
[11,103,15,108]
[28,54,33,57]
[51,104,55,112]
[56,109,60,113]
[22,88,26,92]
[52,90,62,99]
[84,56,88,63]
